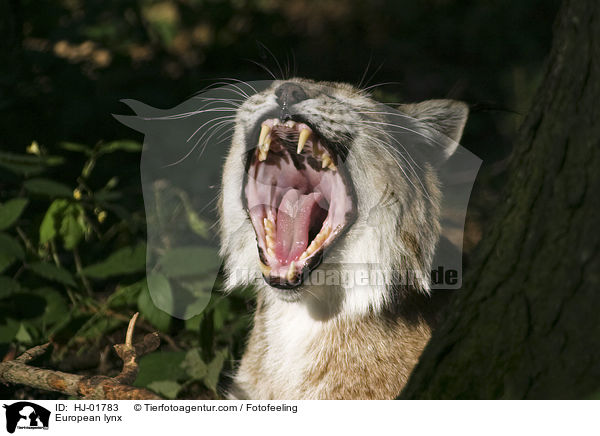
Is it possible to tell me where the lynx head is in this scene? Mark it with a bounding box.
[219,79,467,316]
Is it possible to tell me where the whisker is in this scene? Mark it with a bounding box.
[166,117,235,167]
[187,115,237,142]
[361,81,401,92]
[246,58,277,80]
[362,60,385,91]
[257,42,285,80]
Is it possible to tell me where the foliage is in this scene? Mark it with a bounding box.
[0,140,253,399]
[0,0,560,399]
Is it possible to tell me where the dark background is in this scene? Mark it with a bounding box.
[0,0,560,399]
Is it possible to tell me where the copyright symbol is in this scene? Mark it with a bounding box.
[134,404,142,411]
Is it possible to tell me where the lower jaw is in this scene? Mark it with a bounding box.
[263,250,324,289]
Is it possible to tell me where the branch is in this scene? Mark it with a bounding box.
[0,312,162,399]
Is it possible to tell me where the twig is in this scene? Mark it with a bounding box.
[0,313,162,399]
[73,246,93,296]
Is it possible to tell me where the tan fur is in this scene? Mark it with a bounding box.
[219,79,468,399]
[230,293,441,399]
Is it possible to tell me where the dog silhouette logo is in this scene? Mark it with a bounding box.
[3,402,50,433]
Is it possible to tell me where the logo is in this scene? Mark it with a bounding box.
[3,402,50,434]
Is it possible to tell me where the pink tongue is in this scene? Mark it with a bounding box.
[276,189,323,263]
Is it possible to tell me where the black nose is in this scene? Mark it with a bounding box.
[275,82,308,107]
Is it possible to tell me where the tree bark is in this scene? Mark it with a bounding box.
[401,0,600,399]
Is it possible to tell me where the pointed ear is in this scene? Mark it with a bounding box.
[398,99,469,160]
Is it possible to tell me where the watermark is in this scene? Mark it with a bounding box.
[229,264,459,288]
[116,80,481,318]
[3,402,51,434]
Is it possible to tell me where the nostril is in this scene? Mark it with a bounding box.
[275,82,308,107]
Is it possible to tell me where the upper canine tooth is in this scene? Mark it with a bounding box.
[297,129,310,154]
[259,124,270,146]
[258,135,271,161]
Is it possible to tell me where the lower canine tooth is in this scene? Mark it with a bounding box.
[287,261,296,281]
[259,261,271,277]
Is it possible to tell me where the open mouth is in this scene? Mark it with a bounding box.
[243,117,356,289]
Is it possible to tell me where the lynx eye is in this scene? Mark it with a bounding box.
[243,118,356,289]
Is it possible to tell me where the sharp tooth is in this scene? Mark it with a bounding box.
[299,252,308,260]
[266,234,275,247]
[285,120,296,128]
[258,136,271,161]
[321,155,331,168]
[259,124,270,146]
[287,261,296,281]
[259,261,271,277]
[263,217,273,232]
[297,129,310,154]
[267,247,275,257]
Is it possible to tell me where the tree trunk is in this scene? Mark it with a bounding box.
[401,0,600,399]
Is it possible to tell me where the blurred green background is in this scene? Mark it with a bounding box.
[0,0,559,399]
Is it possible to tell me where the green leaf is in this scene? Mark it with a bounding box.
[134,351,187,387]
[59,141,93,156]
[39,200,86,249]
[39,199,69,245]
[15,323,33,343]
[24,178,72,198]
[176,191,209,238]
[0,233,25,273]
[0,151,44,176]
[137,292,171,331]
[29,287,69,326]
[0,233,25,260]
[29,261,76,287]
[181,348,208,380]
[0,198,28,230]
[99,140,142,154]
[158,246,220,278]
[59,203,86,249]
[0,151,64,176]
[137,279,171,331]
[78,317,122,339]
[82,243,146,279]
[184,313,203,332]
[204,348,228,393]
[0,275,22,298]
[108,279,146,308]
[0,319,20,343]
[0,255,15,273]
[147,381,181,399]
[146,273,174,313]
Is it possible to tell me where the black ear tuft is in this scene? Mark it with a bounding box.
[398,99,469,161]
